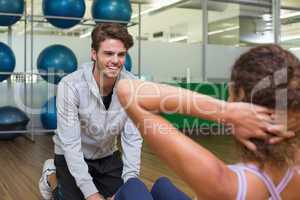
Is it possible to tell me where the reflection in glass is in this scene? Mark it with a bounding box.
[280,8,300,59]
[129,0,202,44]
[208,1,273,46]
[281,0,300,8]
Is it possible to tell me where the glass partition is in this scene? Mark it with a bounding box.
[128,0,203,83]
[206,0,274,81]
[280,3,300,59]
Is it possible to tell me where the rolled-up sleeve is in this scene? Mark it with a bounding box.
[121,118,143,182]
[56,81,98,198]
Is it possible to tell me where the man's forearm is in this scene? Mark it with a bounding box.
[121,119,142,182]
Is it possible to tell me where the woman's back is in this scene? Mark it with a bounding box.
[228,162,300,200]
[225,44,300,200]
[280,168,300,200]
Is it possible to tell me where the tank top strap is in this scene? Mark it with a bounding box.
[240,164,281,200]
[276,168,294,193]
[228,164,247,200]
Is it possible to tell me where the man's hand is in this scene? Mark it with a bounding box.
[86,193,105,200]
[225,102,295,151]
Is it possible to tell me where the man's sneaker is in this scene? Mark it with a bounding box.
[39,159,56,200]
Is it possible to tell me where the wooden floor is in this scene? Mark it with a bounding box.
[0,134,238,200]
[0,135,53,200]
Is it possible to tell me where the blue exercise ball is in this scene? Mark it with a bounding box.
[124,54,132,72]
[0,42,16,82]
[91,0,132,23]
[42,0,86,29]
[37,44,78,84]
[40,97,57,130]
[0,0,24,26]
[0,106,29,140]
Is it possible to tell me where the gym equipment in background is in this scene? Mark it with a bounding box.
[0,106,29,140]
[91,0,132,24]
[37,44,78,84]
[0,0,24,26]
[42,0,86,29]
[124,54,132,72]
[40,96,57,130]
[0,42,16,82]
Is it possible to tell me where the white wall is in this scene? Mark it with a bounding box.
[1,34,204,82]
[4,34,298,84]
[129,40,203,82]
[206,44,250,81]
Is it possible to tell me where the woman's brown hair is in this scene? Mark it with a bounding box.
[230,44,300,167]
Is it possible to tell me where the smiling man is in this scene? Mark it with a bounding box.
[39,23,142,200]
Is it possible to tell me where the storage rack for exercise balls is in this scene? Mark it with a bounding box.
[0,0,143,141]
[0,0,31,140]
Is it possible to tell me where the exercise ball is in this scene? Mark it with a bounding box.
[40,97,57,130]
[124,54,132,72]
[42,0,86,29]
[0,0,24,26]
[0,106,29,140]
[37,44,78,84]
[91,0,132,23]
[0,42,16,82]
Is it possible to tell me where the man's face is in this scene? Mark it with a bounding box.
[92,39,127,79]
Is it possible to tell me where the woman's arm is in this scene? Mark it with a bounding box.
[117,79,283,145]
[117,79,238,199]
[116,79,294,199]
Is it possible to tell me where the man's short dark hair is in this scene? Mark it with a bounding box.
[91,23,134,52]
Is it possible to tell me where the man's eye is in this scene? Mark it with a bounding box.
[105,52,114,56]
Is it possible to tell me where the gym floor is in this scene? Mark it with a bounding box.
[0,134,238,200]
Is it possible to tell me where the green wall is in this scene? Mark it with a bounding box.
[162,82,228,133]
